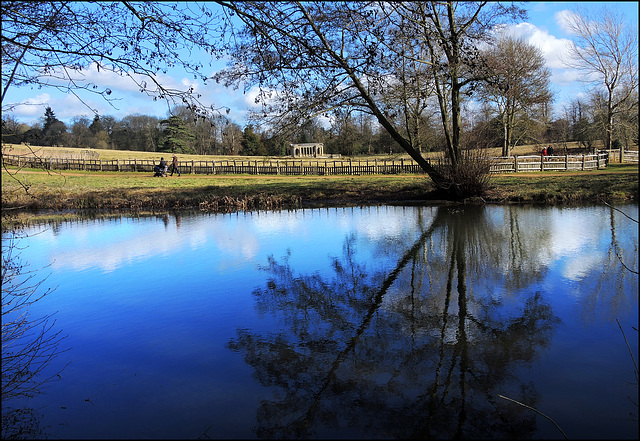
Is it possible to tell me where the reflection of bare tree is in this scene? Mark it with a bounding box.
[580,205,638,324]
[228,206,561,438]
[1,230,68,439]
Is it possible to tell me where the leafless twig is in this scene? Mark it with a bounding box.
[498,394,568,440]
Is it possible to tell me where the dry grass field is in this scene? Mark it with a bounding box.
[4,140,628,164]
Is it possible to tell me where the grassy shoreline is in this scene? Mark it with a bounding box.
[2,163,638,226]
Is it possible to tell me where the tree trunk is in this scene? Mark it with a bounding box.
[502,113,509,157]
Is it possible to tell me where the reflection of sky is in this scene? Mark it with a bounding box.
[547,205,637,281]
[3,204,637,440]
[5,205,637,283]
[486,205,638,282]
[542,207,607,281]
[13,207,437,275]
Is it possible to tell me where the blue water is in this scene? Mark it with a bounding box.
[2,204,638,439]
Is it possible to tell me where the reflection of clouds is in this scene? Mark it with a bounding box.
[561,253,603,282]
[544,208,606,281]
[353,206,425,240]
[46,213,280,274]
[250,210,305,235]
[211,226,260,261]
[48,214,267,273]
[52,230,179,273]
[43,206,627,280]
[186,227,208,250]
[249,206,424,242]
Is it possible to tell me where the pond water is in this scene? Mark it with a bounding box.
[2,204,638,439]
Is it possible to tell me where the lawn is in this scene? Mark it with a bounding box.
[2,162,637,215]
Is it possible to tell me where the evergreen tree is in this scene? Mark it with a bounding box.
[241,125,266,156]
[42,107,56,131]
[41,107,66,146]
[159,115,195,154]
[89,115,104,134]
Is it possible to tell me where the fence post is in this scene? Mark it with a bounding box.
[582,154,585,170]
[540,155,544,171]
[514,156,518,172]
[276,160,280,175]
[565,155,568,171]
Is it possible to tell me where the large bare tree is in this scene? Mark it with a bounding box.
[561,5,638,151]
[387,2,526,164]
[479,35,553,157]
[213,1,526,198]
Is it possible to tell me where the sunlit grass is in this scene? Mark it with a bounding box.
[2,158,637,213]
[488,164,638,203]
[7,140,635,162]
[1,167,432,211]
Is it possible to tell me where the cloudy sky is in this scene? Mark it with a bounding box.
[3,1,638,127]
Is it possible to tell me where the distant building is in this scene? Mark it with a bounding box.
[290,143,324,158]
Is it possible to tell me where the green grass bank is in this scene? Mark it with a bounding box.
[2,163,637,226]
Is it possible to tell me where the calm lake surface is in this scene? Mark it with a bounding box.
[2,204,638,439]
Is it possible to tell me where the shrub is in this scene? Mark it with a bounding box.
[432,149,493,199]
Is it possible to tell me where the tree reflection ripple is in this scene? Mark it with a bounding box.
[228,206,563,439]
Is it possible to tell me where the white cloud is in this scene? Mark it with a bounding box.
[243,86,265,109]
[550,68,581,87]
[10,93,52,118]
[243,85,285,111]
[555,9,580,35]
[4,62,211,123]
[36,62,197,97]
[498,22,573,69]
[494,20,584,110]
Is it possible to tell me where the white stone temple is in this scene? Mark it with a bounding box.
[290,143,324,158]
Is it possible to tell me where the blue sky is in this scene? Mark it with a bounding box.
[3,1,638,127]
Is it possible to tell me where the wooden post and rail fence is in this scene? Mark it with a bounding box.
[1,150,636,176]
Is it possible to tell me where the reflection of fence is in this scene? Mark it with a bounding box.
[0,152,617,176]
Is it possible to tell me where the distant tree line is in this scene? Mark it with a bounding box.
[1,2,636,164]
[2,88,636,157]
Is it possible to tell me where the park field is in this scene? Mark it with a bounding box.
[2,140,624,162]
[1,159,636,209]
[2,143,637,228]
